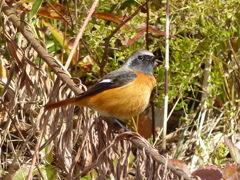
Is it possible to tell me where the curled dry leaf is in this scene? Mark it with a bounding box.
[224,137,240,164]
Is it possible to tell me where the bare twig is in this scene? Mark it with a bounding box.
[145,0,149,50]
[162,0,170,151]
[64,0,99,70]
[45,0,72,26]
[27,109,50,180]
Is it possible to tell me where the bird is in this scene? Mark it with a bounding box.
[44,49,159,121]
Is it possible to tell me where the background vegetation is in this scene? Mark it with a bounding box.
[0,0,239,179]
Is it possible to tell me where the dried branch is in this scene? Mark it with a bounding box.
[130,134,194,180]
[64,0,100,69]
[2,2,82,95]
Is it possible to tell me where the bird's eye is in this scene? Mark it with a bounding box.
[138,55,144,60]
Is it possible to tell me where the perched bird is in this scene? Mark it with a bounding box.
[45,49,159,121]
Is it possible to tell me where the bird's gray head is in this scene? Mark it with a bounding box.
[122,49,157,76]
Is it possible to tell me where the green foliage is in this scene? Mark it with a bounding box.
[211,143,229,168]
[167,0,239,111]
[29,0,43,20]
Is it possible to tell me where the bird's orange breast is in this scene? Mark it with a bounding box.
[74,72,156,120]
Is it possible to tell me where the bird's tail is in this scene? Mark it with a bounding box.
[44,97,77,110]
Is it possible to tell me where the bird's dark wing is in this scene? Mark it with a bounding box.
[76,70,137,99]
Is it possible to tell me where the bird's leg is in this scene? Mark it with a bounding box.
[112,118,130,132]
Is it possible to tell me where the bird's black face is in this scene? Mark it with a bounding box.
[129,54,155,76]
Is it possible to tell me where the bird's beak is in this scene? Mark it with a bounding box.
[151,56,162,61]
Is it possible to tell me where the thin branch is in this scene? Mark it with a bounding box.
[45,0,72,26]
[130,135,194,180]
[145,0,149,50]
[64,0,99,69]
[27,109,50,180]
[162,0,170,151]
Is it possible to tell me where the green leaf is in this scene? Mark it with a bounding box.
[0,170,8,175]
[13,165,38,180]
[29,0,43,20]
[39,164,57,179]
[120,0,135,10]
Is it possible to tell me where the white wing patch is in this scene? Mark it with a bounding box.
[99,79,112,83]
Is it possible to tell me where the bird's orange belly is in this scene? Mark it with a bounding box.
[79,73,156,120]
